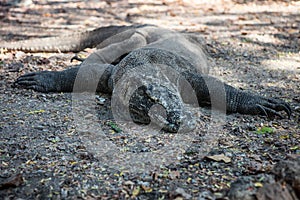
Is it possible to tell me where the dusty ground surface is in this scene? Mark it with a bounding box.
[0,0,299,199]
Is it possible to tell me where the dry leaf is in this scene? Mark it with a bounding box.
[206,154,231,163]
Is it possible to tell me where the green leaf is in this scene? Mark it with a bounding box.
[255,126,274,134]
[107,121,122,133]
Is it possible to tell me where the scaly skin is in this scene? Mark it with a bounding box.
[10,25,292,132]
[15,48,292,132]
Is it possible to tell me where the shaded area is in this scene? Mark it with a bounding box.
[0,0,299,199]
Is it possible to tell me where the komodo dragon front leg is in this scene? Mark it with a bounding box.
[15,31,147,93]
[181,71,292,119]
[82,32,147,64]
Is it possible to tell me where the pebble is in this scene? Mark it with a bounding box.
[124,180,135,185]
[96,96,106,105]
[137,181,150,187]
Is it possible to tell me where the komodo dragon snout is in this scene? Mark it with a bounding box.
[128,84,196,133]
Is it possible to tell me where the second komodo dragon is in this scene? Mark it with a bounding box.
[2,24,291,132]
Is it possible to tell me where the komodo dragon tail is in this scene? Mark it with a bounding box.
[0,25,134,53]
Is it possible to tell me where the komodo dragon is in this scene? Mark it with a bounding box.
[2,24,291,132]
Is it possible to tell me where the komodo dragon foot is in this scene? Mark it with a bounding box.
[228,91,292,119]
[15,71,63,93]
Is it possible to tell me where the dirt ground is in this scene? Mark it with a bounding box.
[0,0,299,199]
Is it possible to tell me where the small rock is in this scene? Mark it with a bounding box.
[0,174,24,189]
[198,190,216,200]
[173,187,192,199]
[17,0,34,7]
[15,51,26,60]
[96,96,106,105]
[84,113,95,119]
[272,158,300,198]
[228,179,256,200]
[256,182,297,200]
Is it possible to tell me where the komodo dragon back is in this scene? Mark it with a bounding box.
[0,25,136,53]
